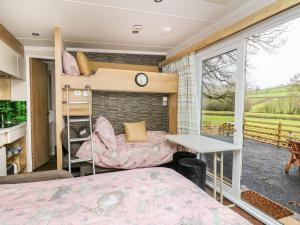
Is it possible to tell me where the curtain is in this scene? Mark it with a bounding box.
[162,52,200,134]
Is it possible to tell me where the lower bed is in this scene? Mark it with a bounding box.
[76,131,177,169]
[0,168,251,225]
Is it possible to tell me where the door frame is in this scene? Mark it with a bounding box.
[24,47,54,172]
[196,40,246,199]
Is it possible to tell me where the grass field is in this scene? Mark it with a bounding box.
[202,111,300,133]
[244,84,300,114]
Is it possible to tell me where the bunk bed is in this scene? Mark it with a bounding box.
[54,28,178,172]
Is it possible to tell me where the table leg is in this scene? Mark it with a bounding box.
[213,152,217,199]
[220,152,224,203]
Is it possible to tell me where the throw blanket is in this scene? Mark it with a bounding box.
[0,168,251,225]
[76,131,177,169]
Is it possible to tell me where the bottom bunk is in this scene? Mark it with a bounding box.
[61,116,177,175]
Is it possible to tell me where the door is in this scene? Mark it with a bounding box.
[197,41,246,197]
[30,58,50,169]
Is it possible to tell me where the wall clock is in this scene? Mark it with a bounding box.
[135,73,148,87]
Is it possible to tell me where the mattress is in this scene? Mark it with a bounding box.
[76,131,177,169]
[0,168,251,225]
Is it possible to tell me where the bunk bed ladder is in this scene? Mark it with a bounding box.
[65,85,96,175]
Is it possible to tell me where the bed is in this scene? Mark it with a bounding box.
[0,167,251,225]
[76,130,177,169]
[70,116,177,170]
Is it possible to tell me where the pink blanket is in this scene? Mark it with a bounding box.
[0,168,251,225]
[76,131,177,169]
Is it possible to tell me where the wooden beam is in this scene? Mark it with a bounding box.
[168,93,178,134]
[54,27,64,170]
[160,0,300,67]
[0,23,24,57]
[61,68,178,94]
[88,61,159,73]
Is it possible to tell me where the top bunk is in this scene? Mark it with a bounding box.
[54,27,178,94]
[61,68,178,94]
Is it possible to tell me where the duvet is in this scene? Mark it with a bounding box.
[0,168,251,225]
[76,131,177,169]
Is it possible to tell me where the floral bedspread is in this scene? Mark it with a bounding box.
[76,131,177,169]
[0,168,251,225]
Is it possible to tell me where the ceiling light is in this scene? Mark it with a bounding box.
[163,27,171,33]
[154,0,163,2]
[32,32,40,37]
[132,25,143,34]
[203,0,231,4]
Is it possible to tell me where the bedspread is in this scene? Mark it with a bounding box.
[76,131,177,169]
[0,168,251,225]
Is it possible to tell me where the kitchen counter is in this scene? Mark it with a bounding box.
[0,122,26,134]
[0,122,27,176]
[0,122,26,146]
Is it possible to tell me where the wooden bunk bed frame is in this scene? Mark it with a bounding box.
[54,27,178,170]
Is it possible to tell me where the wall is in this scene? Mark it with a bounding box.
[69,51,165,67]
[92,92,169,134]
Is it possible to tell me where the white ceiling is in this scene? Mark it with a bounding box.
[0,0,270,54]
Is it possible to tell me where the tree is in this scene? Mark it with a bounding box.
[202,23,290,104]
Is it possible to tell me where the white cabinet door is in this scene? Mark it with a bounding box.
[0,40,18,77]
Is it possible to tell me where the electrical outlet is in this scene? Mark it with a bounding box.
[74,90,81,96]
[162,96,168,106]
[83,91,88,97]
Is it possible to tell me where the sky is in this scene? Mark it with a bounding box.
[247,17,300,89]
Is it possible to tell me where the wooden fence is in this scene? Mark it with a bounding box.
[218,120,300,147]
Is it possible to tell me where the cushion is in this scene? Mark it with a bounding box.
[123,121,148,142]
[61,127,81,157]
[76,51,91,75]
[94,116,117,150]
[62,51,80,75]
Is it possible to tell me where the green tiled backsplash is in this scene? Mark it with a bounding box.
[0,101,27,125]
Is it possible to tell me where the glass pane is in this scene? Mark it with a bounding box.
[200,49,237,185]
[242,17,300,217]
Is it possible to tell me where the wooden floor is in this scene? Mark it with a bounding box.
[33,156,57,172]
[205,188,264,225]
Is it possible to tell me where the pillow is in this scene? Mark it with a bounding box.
[62,51,80,75]
[123,121,148,142]
[76,51,91,75]
[61,127,81,157]
[94,116,117,150]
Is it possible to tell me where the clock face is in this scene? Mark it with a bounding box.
[135,73,148,87]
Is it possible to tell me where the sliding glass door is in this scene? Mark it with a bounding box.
[197,41,246,197]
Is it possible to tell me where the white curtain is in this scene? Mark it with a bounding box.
[162,52,200,134]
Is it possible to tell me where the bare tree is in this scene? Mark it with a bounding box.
[202,23,290,103]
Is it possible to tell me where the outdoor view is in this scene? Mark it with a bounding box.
[201,16,300,220]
